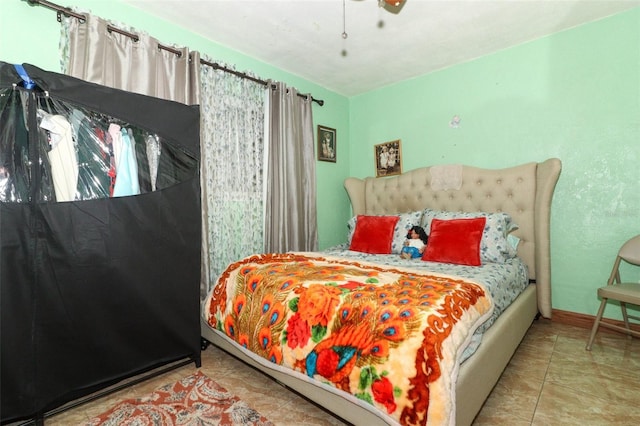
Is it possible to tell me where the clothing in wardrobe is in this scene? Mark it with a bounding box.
[39,111,78,202]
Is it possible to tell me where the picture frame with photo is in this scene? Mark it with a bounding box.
[317,125,336,162]
[374,139,402,177]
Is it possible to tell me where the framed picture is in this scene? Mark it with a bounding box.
[374,140,402,178]
[317,125,336,162]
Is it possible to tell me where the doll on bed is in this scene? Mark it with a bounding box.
[400,226,429,259]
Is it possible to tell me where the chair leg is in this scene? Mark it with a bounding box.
[586,298,608,351]
[621,302,633,339]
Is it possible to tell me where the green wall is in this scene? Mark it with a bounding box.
[2,1,639,319]
[0,0,352,251]
[349,8,640,318]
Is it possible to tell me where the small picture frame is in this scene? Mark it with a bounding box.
[317,125,336,162]
[374,140,402,177]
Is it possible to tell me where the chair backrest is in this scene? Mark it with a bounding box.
[608,235,640,286]
[619,235,640,266]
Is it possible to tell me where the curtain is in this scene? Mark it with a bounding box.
[59,13,208,295]
[61,13,200,104]
[264,82,318,252]
[199,61,266,298]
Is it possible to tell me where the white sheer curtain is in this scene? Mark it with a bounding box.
[199,61,266,296]
[264,82,318,252]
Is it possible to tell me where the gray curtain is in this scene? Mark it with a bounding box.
[60,12,206,295]
[61,13,200,104]
[264,82,318,252]
[60,13,319,297]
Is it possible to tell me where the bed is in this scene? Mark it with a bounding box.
[200,158,561,425]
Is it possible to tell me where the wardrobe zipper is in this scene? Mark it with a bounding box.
[26,89,46,425]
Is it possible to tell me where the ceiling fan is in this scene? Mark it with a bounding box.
[379,0,407,14]
[340,0,407,42]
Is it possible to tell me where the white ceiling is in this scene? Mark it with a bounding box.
[122,0,640,97]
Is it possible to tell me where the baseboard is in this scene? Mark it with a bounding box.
[552,308,640,334]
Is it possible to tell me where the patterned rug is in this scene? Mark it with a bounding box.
[86,371,274,425]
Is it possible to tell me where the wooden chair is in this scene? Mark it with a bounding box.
[586,235,640,350]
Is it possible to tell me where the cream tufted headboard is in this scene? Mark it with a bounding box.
[344,158,561,318]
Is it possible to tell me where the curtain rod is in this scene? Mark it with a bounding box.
[25,0,325,106]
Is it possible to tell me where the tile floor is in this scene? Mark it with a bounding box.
[32,319,640,425]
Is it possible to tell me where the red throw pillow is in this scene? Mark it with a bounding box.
[422,217,486,266]
[349,215,399,254]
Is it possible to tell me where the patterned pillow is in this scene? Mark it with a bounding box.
[347,210,424,254]
[421,209,518,263]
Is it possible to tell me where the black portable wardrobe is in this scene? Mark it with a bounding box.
[0,62,202,423]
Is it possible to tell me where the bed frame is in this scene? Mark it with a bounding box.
[201,158,561,425]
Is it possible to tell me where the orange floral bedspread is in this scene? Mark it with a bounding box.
[204,253,493,426]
